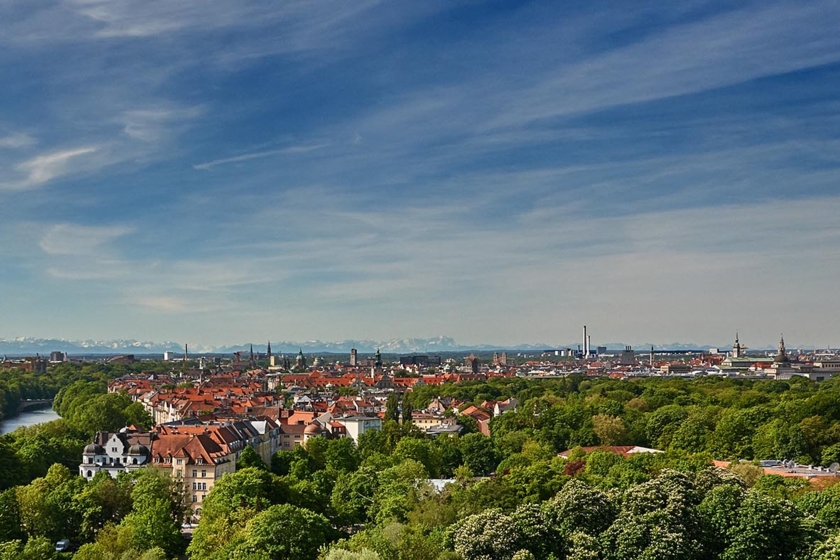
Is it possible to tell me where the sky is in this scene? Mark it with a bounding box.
[1,0,839,349]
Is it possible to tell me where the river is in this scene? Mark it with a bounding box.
[0,406,61,435]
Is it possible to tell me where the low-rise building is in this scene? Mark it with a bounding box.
[79,427,153,480]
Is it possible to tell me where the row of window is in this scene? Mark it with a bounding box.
[192,482,207,490]
[152,457,205,465]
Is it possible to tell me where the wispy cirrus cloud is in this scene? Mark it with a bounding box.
[119,106,204,142]
[0,132,36,149]
[39,223,132,256]
[2,147,98,190]
[193,143,329,170]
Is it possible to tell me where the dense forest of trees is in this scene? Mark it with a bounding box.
[4,367,840,558]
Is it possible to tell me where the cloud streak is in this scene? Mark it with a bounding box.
[193,143,329,170]
[40,223,132,256]
[0,132,36,149]
[2,147,98,190]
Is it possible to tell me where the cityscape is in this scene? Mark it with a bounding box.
[2,0,840,559]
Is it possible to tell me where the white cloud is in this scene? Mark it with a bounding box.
[119,106,204,142]
[136,296,189,313]
[3,147,98,190]
[39,223,132,256]
[193,143,329,170]
[486,2,840,128]
[0,132,36,149]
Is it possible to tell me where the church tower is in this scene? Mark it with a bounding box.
[731,332,745,358]
[774,335,790,364]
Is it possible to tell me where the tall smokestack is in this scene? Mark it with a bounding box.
[587,335,591,357]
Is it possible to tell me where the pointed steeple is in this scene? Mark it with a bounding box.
[732,332,743,358]
[267,341,272,357]
[774,334,790,364]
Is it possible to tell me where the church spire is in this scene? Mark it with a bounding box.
[774,334,790,364]
[732,332,742,358]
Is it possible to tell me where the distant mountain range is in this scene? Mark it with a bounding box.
[0,336,548,355]
[0,336,802,356]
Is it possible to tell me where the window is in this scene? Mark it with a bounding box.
[192,482,197,490]
[192,470,197,477]
[177,459,183,465]
[201,470,206,478]
[192,495,197,503]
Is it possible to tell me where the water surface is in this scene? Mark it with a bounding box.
[0,407,61,434]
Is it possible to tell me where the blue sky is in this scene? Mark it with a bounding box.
[1,0,839,349]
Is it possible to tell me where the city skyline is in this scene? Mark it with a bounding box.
[2,1,839,347]
[0,332,832,356]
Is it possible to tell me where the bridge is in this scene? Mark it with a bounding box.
[18,399,53,412]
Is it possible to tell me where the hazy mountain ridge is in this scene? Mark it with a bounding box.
[0,337,801,356]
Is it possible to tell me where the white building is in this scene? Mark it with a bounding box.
[335,415,382,443]
[79,427,152,480]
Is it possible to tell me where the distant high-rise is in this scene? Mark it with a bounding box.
[619,346,635,366]
[583,326,587,357]
[350,348,358,367]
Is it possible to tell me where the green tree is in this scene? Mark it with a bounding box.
[459,433,499,476]
[0,487,24,542]
[393,438,440,478]
[228,503,336,560]
[324,437,360,474]
[323,550,382,560]
[811,531,840,560]
[452,509,521,560]
[385,393,399,423]
[592,415,627,446]
[75,471,133,541]
[189,467,287,559]
[721,491,812,560]
[542,478,615,543]
[120,498,184,557]
[331,467,379,526]
[402,393,414,425]
[237,446,268,471]
[600,471,703,560]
